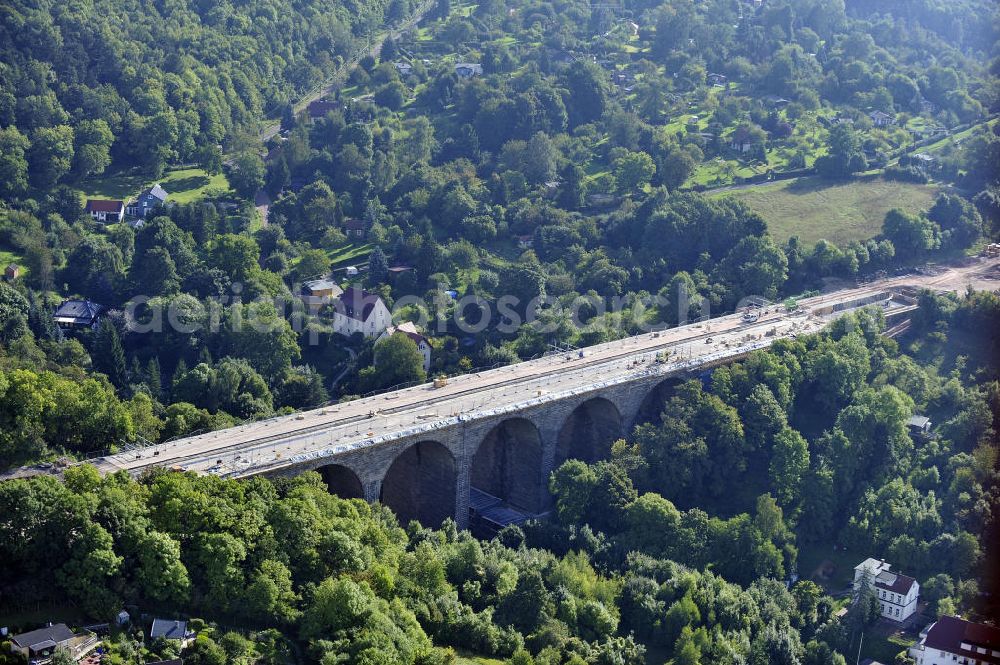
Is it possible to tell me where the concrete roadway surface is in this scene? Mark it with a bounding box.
[2,256,996,483]
[88,255,1000,480]
[99,311,825,479]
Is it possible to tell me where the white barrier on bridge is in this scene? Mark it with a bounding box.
[224,338,777,477]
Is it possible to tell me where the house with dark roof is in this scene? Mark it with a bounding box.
[147,660,185,665]
[869,110,896,127]
[377,321,431,371]
[729,125,757,153]
[85,199,125,223]
[307,99,341,121]
[330,286,391,337]
[853,558,920,622]
[907,415,933,437]
[53,300,105,331]
[9,623,75,661]
[454,63,483,78]
[343,218,366,239]
[5,263,20,281]
[909,615,1000,665]
[127,183,169,218]
[150,619,191,644]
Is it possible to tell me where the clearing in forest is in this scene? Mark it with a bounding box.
[714,176,941,247]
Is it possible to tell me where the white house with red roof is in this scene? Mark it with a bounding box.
[377,321,432,371]
[330,286,391,338]
[909,615,1000,665]
[853,558,920,622]
[85,198,125,223]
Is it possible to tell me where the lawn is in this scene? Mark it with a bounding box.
[81,167,230,205]
[0,246,25,273]
[859,626,918,664]
[328,242,373,269]
[920,117,997,156]
[714,176,941,246]
[797,540,861,594]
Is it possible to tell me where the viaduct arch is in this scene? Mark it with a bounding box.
[634,376,685,426]
[318,463,365,499]
[556,397,623,465]
[380,440,457,528]
[470,418,544,513]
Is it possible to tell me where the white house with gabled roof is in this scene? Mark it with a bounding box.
[853,558,920,622]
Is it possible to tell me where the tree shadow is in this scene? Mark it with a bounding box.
[166,175,211,193]
[784,176,832,196]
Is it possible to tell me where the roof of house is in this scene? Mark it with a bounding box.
[870,110,894,119]
[908,415,931,428]
[344,218,365,231]
[873,569,917,595]
[53,299,105,323]
[150,619,188,640]
[923,616,1000,663]
[388,265,413,273]
[11,624,75,649]
[147,660,184,665]
[302,277,343,295]
[455,63,483,74]
[143,184,169,201]
[85,199,125,213]
[731,125,756,143]
[384,321,428,346]
[308,100,340,118]
[337,287,385,322]
[855,557,888,572]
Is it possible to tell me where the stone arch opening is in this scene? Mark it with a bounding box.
[380,440,456,527]
[634,377,684,427]
[556,397,622,465]
[470,418,544,513]
[318,464,365,500]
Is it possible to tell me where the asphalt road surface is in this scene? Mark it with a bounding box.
[5,257,996,483]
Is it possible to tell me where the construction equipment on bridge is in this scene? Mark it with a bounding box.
[655,351,669,364]
[433,375,449,388]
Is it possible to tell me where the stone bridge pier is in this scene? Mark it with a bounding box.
[269,373,680,530]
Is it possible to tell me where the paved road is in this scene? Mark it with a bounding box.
[92,257,998,479]
[5,257,995,483]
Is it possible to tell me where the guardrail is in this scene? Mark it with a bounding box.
[221,336,778,478]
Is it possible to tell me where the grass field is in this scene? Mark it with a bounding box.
[328,242,373,268]
[714,176,941,246]
[81,167,230,204]
[0,247,24,272]
[797,541,861,593]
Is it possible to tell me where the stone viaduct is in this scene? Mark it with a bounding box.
[63,281,925,531]
[262,356,728,531]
